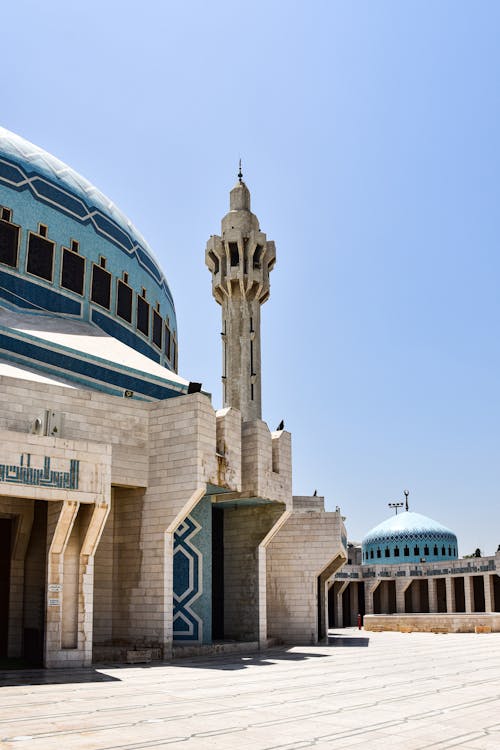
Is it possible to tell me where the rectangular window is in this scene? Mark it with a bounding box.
[253,244,263,268]
[116,279,133,322]
[61,247,85,295]
[229,242,239,266]
[164,323,171,359]
[0,218,20,268]
[171,336,177,370]
[1,207,12,221]
[152,309,162,348]
[91,264,111,309]
[26,232,54,281]
[137,294,149,336]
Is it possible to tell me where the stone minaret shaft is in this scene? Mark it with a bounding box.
[206,176,276,422]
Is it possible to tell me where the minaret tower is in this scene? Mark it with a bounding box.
[206,166,276,422]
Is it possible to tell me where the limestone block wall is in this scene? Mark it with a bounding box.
[364,613,500,633]
[223,504,284,641]
[262,510,347,645]
[123,393,219,654]
[215,407,241,491]
[241,422,292,506]
[0,374,149,488]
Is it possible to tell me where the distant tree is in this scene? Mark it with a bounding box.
[463,548,482,558]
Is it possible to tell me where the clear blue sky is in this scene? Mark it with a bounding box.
[3,1,499,554]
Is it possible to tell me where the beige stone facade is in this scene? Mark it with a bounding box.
[0,373,346,667]
[329,553,500,630]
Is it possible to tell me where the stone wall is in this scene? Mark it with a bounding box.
[364,613,500,633]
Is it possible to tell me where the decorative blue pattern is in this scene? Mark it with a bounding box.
[362,511,458,565]
[173,516,203,642]
[0,127,178,371]
[0,130,174,307]
[0,324,187,401]
[0,453,79,489]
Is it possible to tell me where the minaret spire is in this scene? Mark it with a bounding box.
[205,176,276,421]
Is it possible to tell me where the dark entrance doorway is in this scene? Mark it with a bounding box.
[0,518,13,658]
[211,506,224,640]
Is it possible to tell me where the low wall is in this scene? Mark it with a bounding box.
[364,613,500,633]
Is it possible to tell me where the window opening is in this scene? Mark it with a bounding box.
[164,323,171,359]
[70,240,79,253]
[0,212,20,268]
[61,246,85,295]
[123,271,129,284]
[27,231,54,281]
[413,546,420,556]
[91,264,111,308]
[394,546,400,557]
[404,546,410,557]
[424,545,429,556]
[384,547,390,557]
[433,545,438,555]
[370,550,374,559]
[137,294,149,336]
[38,223,48,238]
[441,546,446,556]
[253,244,263,268]
[99,256,106,269]
[376,548,381,559]
[229,242,239,266]
[152,309,162,348]
[117,279,133,322]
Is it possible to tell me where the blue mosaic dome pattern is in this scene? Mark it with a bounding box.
[362,511,458,565]
[0,126,177,370]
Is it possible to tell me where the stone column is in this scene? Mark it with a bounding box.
[45,500,80,668]
[428,578,438,613]
[445,576,455,613]
[336,581,349,628]
[396,578,410,613]
[364,580,378,615]
[483,574,494,612]
[464,576,473,613]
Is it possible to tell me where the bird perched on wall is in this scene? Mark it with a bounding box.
[276,420,284,431]
[313,490,318,496]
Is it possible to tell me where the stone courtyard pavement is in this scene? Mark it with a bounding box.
[1,629,499,750]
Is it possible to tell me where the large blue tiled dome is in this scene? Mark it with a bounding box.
[362,511,458,565]
[0,126,178,372]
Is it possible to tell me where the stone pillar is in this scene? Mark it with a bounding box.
[364,580,378,615]
[446,576,455,613]
[428,578,438,613]
[336,581,349,627]
[396,578,410,613]
[45,500,80,667]
[484,574,494,612]
[464,576,473,613]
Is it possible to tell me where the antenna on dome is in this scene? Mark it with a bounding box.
[388,501,404,515]
[238,158,243,183]
[404,489,409,511]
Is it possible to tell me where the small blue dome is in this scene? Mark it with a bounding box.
[362,511,458,565]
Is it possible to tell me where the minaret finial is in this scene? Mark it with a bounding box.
[404,490,409,512]
[238,158,243,184]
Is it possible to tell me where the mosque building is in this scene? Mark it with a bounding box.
[0,126,346,668]
[329,496,500,631]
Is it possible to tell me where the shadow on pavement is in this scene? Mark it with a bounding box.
[0,667,120,687]
[327,631,370,647]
